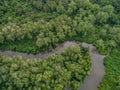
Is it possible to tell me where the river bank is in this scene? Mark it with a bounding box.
[0,41,106,90]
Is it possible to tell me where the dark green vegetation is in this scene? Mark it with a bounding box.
[0,0,120,54]
[0,38,38,54]
[100,48,120,90]
[0,45,91,90]
[0,0,120,90]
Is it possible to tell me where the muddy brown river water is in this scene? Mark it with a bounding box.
[0,41,106,90]
[80,42,106,90]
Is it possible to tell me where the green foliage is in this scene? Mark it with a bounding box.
[0,45,91,90]
[0,0,120,89]
[0,0,119,54]
[0,38,38,54]
[99,48,120,90]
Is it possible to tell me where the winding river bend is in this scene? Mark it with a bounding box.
[80,42,106,90]
[0,41,106,90]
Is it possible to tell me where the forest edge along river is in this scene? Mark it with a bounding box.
[0,41,106,90]
[80,42,106,90]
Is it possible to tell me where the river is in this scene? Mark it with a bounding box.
[0,41,106,90]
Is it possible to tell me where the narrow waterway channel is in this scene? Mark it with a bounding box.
[0,41,106,90]
[80,42,106,90]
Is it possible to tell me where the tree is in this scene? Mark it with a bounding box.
[102,5,114,15]
[99,29,107,39]
[96,12,109,25]
[32,1,43,10]
[108,40,117,48]
[95,39,105,49]
[56,1,65,14]
[46,1,56,12]
[67,1,77,15]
